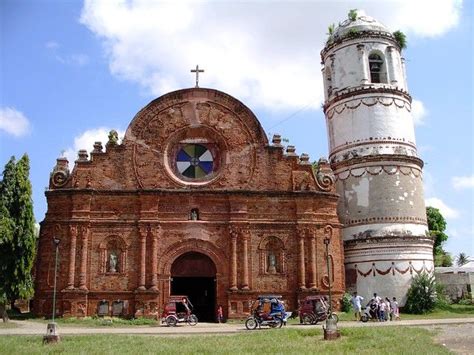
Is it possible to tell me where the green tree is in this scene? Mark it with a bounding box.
[0,155,36,322]
[426,206,450,266]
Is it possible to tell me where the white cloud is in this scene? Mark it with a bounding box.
[45,40,89,66]
[45,41,59,49]
[425,197,460,219]
[452,175,474,189]
[411,99,428,125]
[64,127,125,164]
[80,0,462,111]
[0,107,31,137]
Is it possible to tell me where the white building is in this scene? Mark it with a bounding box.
[321,11,434,305]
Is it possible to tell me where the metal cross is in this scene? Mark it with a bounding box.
[190,65,204,88]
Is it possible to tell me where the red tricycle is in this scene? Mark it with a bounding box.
[161,295,198,327]
[298,295,338,325]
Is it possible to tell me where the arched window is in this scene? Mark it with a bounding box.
[369,53,387,83]
[258,236,286,274]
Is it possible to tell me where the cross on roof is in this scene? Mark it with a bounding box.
[190,65,204,88]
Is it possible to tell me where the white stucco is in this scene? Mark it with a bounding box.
[321,13,433,303]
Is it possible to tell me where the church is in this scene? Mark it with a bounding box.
[33,12,433,320]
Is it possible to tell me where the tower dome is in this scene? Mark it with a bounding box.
[321,11,434,305]
[329,11,391,42]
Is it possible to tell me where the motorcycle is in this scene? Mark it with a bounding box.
[245,295,286,330]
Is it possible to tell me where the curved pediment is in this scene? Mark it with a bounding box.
[123,88,269,188]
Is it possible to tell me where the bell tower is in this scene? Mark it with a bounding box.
[321,11,434,304]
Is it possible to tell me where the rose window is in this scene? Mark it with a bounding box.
[176,144,214,179]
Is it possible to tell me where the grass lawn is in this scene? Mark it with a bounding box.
[337,304,474,322]
[0,326,449,354]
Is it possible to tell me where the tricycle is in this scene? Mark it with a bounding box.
[298,295,338,325]
[245,295,287,330]
[161,295,198,326]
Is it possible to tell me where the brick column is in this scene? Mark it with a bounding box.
[78,225,89,290]
[241,230,249,290]
[149,225,159,291]
[298,227,306,290]
[137,225,148,291]
[67,225,78,289]
[309,229,317,289]
[229,228,238,291]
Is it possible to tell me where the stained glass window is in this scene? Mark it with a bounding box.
[176,144,214,179]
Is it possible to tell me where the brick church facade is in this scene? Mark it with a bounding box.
[33,88,345,320]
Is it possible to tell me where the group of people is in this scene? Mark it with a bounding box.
[351,292,400,321]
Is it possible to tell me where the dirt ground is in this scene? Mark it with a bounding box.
[422,323,474,355]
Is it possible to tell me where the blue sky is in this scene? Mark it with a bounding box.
[1,0,472,258]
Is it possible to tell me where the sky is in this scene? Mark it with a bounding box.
[1,0,472,258]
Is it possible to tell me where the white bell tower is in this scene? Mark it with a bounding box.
[321,11,434,305]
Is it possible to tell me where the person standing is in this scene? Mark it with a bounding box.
[385,297,392,321]
[371,293,382,321]
[391,297,400,320]
[351,292,364,321]
[217,305,224,323]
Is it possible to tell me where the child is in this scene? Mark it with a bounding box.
[217,305,224,323]
[391,297,400,320]
[378,299,386,321]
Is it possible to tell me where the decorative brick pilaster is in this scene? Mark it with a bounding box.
[67,225,78,289]
[137,224,148,291]
[78,224,89,290]
[297,226,306,290]
[149,225,159,291]
[309,228,317,290]
[241,229,250,290]
[229,227,238,291]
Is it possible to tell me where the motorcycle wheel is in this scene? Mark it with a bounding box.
[361,315,369,323]
[274,318,283,328]
[187,314,198,326]
[328,313,339,322]
[302,314,314,325]
[245,317,258,330]
[165,315,178,327]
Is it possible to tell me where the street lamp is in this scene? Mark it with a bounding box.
[323,236,332,315]
[44,237,60,344]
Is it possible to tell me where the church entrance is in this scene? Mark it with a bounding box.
[170,252,216,322]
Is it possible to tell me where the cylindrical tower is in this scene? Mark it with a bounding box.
[321,12,433,305]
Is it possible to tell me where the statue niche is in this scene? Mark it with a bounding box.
[259,236,286,274]
[98,236,128,274]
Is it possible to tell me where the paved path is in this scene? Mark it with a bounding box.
[1,317,474,336]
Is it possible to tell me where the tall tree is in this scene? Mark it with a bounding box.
[426,206,451,267]
[0,155,36,322]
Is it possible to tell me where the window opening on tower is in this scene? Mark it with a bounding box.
[368,53,386,83]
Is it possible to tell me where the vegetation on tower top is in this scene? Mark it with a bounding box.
[393,30,407,49]
[348,9,358,21]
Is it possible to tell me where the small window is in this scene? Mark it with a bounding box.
[369,53,387,83]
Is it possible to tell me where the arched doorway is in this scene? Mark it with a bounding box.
[171,252,216,322]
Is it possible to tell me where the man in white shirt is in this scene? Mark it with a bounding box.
[350,292,364,321]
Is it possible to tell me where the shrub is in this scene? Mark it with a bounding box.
[404,273,437,314]
[341,293,352,313]
[348,9,358,21]
[393,30,407,50]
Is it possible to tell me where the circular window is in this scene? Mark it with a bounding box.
[176,144,214,179]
